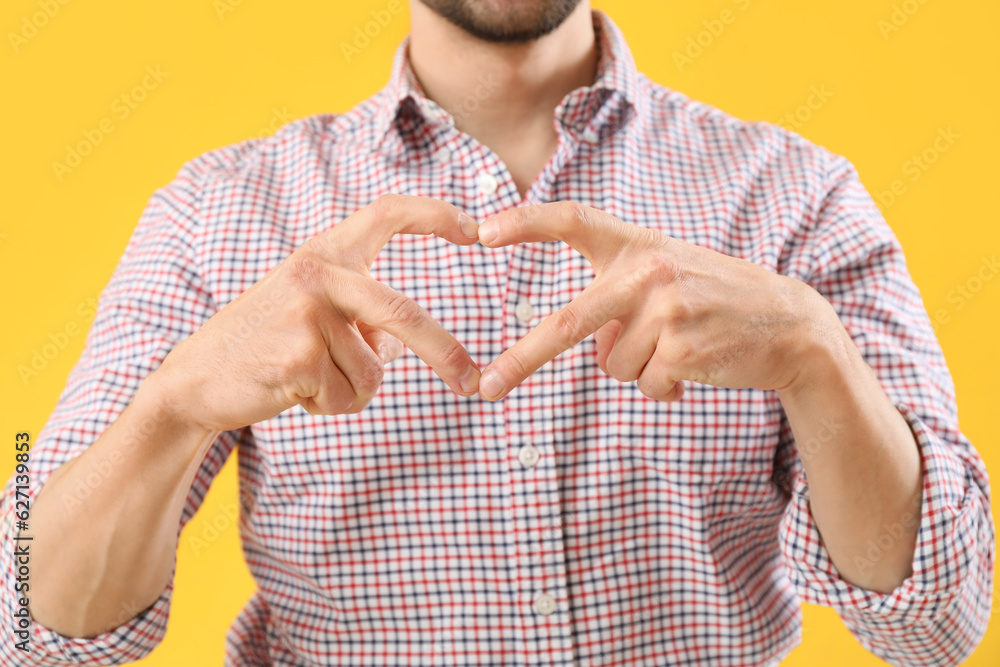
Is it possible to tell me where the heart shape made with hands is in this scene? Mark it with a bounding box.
[347,194,810,409]
[356,196,692,405]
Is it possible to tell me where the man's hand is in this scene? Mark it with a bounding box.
[475,201,839,401]
[151,194,483,432]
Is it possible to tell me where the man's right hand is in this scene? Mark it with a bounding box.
[149,194,483,433]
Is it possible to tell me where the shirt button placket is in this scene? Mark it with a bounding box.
[503,246,574,665]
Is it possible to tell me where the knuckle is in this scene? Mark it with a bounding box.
[549,307,586,344]
[380,292,424,330]
[662,298,695,328]
[559,200,590,223]
[284,251,328,290]
[287,293,324,325]
[370,193,403,225]
[675,342,696,365]
[299,234,327,257]
[638,252,681,287]
[274,335,324,386]
[352,358,384,395]
[503,346,533,380]
[435,338,468,371]
[558,201,593,234]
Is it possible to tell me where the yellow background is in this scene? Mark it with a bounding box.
[1,0,997,664]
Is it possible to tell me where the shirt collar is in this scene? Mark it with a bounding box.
[368,10,644,153]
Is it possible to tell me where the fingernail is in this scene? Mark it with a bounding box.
[460,366,480,394]
[479,369,505,399]
[478,219,499,245]
[377,344,389,364]
[459,213,479,239]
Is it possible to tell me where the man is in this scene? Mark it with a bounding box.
[2,0,993,665]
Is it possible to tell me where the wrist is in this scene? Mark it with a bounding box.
[133,369,221,457]
[776,286,858,400]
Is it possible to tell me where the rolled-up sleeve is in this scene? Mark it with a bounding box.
[0,156,249,665]
[775,148,995,665]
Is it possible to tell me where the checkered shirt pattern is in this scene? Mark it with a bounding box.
[1,11,993,667]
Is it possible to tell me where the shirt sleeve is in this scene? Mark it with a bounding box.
[0,161,250,665]
[774,149,995,666]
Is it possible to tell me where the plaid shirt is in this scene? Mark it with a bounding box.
[2,11,993,667]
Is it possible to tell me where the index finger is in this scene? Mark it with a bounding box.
[477,201,646,271]
[321,194,480,268]
[336,274,481,397]
[478,277,632,401]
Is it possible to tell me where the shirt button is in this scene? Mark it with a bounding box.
[517,444,540,468]
[432,146,452,164]
[477,172,499,195]
[534,593,557,616]
[582,127,600,144]
[514,299,534,325]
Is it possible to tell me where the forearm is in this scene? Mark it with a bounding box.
[27,372,220,638]
[777,320,922,594]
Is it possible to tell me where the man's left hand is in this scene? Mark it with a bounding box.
[476,201,844,402]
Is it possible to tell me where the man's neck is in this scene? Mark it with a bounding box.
[408,1,598,198]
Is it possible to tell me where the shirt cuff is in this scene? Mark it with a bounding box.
[778,403,993,627]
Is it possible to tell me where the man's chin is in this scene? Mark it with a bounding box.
[417,0,585,44]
